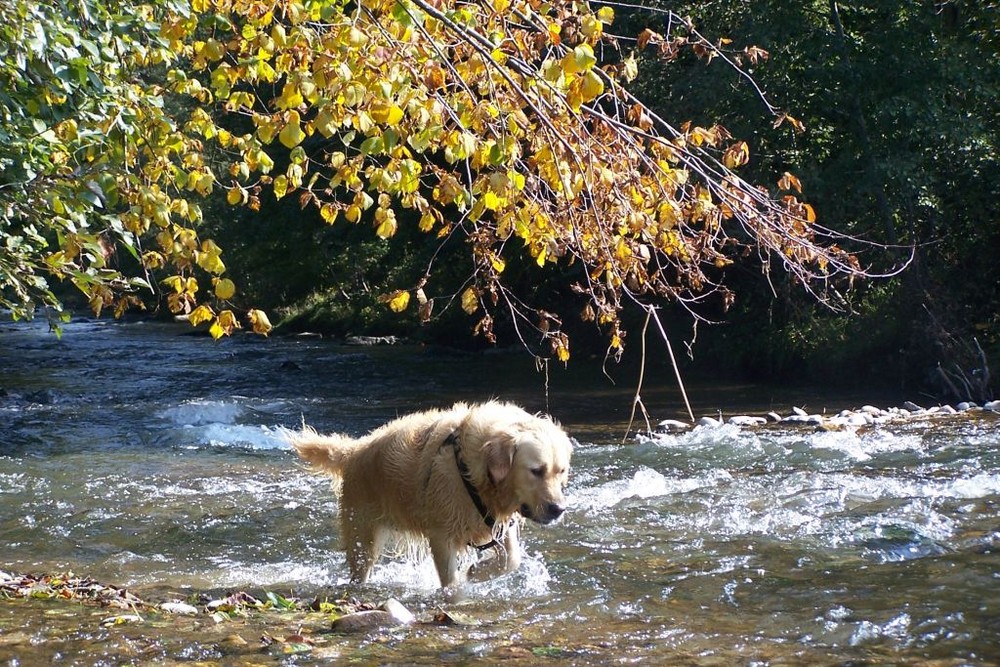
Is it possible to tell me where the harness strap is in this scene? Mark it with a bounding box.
[443,431,502,551]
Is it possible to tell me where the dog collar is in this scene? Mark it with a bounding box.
[443,431,497,530]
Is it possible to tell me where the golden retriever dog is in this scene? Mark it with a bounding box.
[287,401,572,589]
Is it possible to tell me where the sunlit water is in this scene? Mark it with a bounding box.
[1,318,998,664]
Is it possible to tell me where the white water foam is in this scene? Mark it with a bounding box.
[200,423,287,449]
[157,399,289,449]
[802,429,924,462]
[571,466,734,512]
[159,399,245,426]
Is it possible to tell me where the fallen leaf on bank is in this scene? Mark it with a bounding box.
[431,609,479,626]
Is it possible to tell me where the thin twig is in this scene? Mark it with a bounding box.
[649,307,695,422]
[623,308,652,443]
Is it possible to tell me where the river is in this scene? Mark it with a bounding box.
[1,317,998,664]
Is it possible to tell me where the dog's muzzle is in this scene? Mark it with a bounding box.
[521,502,566,524]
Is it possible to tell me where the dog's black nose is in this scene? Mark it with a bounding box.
[545,503,565,520]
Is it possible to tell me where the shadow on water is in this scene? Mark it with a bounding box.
[1,318,999,664]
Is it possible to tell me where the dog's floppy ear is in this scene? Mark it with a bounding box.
[483,436,517,485]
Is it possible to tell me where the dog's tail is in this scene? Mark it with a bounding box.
[284,425,360,479]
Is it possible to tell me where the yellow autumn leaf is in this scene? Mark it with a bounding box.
[581,15,602,40]
[208,321,224,340]
[386,290,410,312]
[196,240,226,275]
[482,191,503,211]
[188,304,215,327]
[371,103,404,126]
[278,111,305,148]
[461,287,478,314]
[376,217,397,238]
[248,309,273,335]
[273,174,288,199]
[209,309,241,339]
[374,207,397,238]
[566,87,583,113]
[563,43,596,75]
[161,275,184,294]
[547,22,561,45]
[579,70,604,103]
[779,171,803,193]
[320,203,339,224]
[276,81,303,110]
[313,107,337,137]
[213,277,236,300]
[553,336,570,362]
[803,203,817,223]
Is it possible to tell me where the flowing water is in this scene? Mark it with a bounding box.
[1,318,998,665]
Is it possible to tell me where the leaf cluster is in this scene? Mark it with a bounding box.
[1,0,881,356]
[160,0,870,358]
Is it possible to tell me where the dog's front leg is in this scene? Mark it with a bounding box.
[428,534,460,589]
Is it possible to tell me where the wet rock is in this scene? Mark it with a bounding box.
[696,416,722,427]
[658,419,690,432]
[956,401,976,411]
[345,335,400,346]
[767,412,782,422]
[160,601,199,616]
[782,414,824,425]
[902,400,924,413]
[331,610,396,632]
[829,412,871,428]
[383,598,415,624]
[792,406,808,416]
[984,400,1000,412]
[728,415,767,427]
[331,599,414,632]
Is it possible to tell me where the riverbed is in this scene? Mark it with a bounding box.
[1,318,998,664]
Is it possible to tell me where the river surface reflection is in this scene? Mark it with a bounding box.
[1,318,998,664]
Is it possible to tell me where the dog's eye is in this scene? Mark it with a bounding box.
[530,466,546,478]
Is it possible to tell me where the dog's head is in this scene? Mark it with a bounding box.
[481,414,573,525]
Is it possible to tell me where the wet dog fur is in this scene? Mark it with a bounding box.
[287,401,572,589]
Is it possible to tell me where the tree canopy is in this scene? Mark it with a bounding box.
[1,0,878,357]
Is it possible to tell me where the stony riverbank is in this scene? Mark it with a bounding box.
[658,399,1000,432]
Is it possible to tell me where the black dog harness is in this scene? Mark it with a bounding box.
[442,431,503,552]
